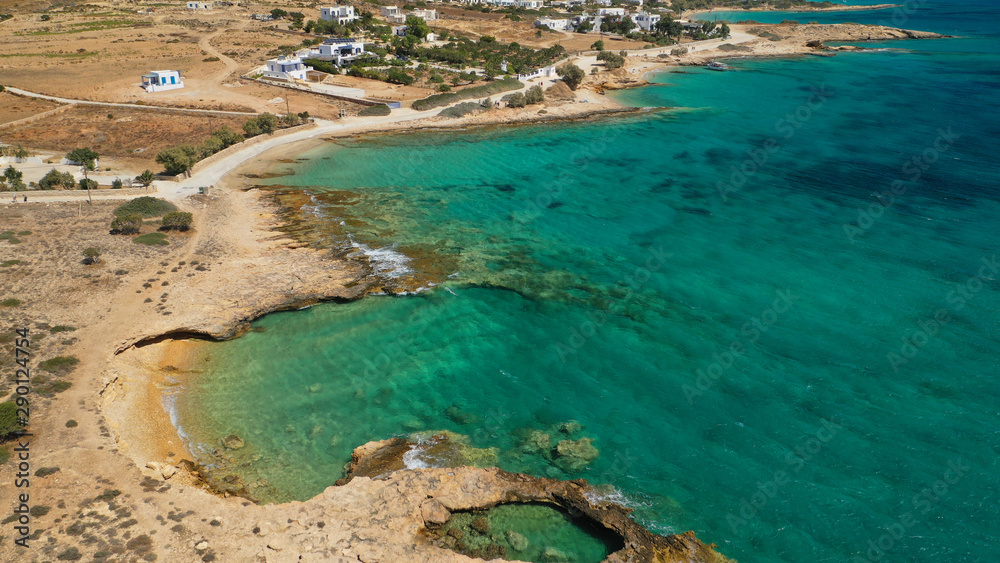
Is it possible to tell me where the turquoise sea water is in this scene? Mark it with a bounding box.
[174,1,1000,561]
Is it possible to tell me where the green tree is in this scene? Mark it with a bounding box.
[155,145,199,176]
[111,178,124,189]
[161,211,194,231]
[135,170,155,188]
[719,22,731,38]
[12,145,29,162]
[82,247,102,265]
[591,39,605,51]
[38,168,75,190]
[3,166,25,191]
[597,50,626,70]
[66,147,99,170]
[78,178,98,190]
[256,113,279,134]
[505,92,526,108]
[110,214,143,235]
[270,8,287,19]
[556,63,585,90]
[404,15,431,40]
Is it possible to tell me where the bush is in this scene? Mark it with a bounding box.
[36,467,60,477]
[135,170,155,188]
[83,247,102,264]
[412,77,524,111]
[114,197,177,218]
[438,101,485,118]
[111,178,124,189]
[597,50,625,70]
[244,113,278,137]
[386,68,415,85]
[160,211,193,231]
[1,298,21,307]
[39,355,79,375]
[504,91,526,108]
[111,214,143,235]
[156,145,199,176]
[134,233,169,246]
[670,47,689,56]
[78,178,98,190]
[358,104,392,117]
[437,84,451,92]
[38,168,75,190]
[0,401,26,439]
[524,84,544,104]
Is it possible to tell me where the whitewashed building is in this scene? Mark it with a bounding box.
[141,70,184,92]
[633,11,660,31]
[380,5,406,23]
[596,7,625,16]
[534,17,570,30]
[517,0,543,8]
[186,1,212,9]
[264,56,312,81]
[319,5,358,25]
[412,8,437,20]
[313,37,366,65]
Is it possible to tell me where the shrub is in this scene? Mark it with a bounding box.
[437,84,451,92]
[670,47,689,56]
[524,84,544,104]
[66,419,78,428]
[38,168,75,190]
[0,298,20,307]
[135,170,155,188]
[160,211,193,231]
[411,77,523,111]
[111,214,143,235]
[0,401,26,439]
[111,178,124,189]
[83,247,102,264]
[134,233,169,246]
[244,113,278,137]
[438,102,484,118]
[56,546,82,560]
[50,325,76,333]
[35,467,61,477]
[39,355,79,375]
[0,260,19,267]
[386,68,415,85]
[597,50,625,70]
[358,104,391,117]
[78,178,98,190]
[504,91,526,108]
[114,197,177,218]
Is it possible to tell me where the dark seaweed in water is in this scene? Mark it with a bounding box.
[494,184,516,193]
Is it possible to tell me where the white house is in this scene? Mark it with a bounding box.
[593,0,612,5]
[264,56,312,81]
[517,0,543,8]
[535,17,570,30]
[596,7,625,16]
[319,5,358,25]
[625,0,643,4]
[412,8,437,20]
[380,5,405,22]
[313,37,366,66]
[141,70,184,92]
[633,11,660,31]
[186,1,212,9]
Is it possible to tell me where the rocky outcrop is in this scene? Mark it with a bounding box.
[333,438,734,563]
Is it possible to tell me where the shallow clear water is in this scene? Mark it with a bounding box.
[174,1,1000,561]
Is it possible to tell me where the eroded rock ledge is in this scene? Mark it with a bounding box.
[324,438,734,563]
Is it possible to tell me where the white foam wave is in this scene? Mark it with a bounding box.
[350,242,413,278]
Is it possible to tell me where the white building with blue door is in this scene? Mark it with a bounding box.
[141,70,184,92]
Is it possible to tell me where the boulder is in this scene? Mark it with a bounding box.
[221,434,245,450]
[553,438,599,472]
[421,499,451,527]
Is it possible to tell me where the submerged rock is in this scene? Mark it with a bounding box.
[506,530,529,551]
[221,434,245,450]
[553,438,599,473]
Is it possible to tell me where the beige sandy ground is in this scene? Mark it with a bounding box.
[0,18,945,562]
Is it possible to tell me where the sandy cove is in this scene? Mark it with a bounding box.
[0,20,947,563]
